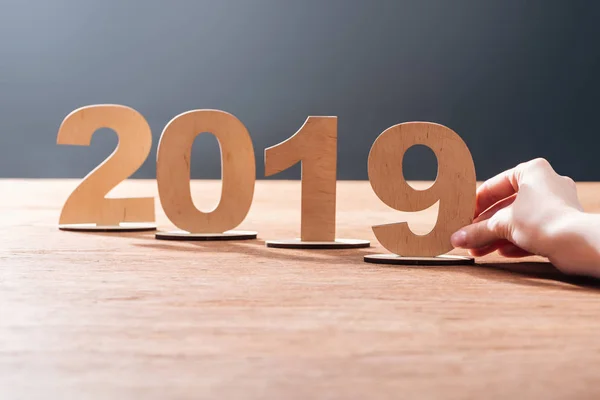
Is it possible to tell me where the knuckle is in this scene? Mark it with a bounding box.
[528,157,551,170]
[561,175,576,186]
[486,214,505,236]
[487,207,513,239]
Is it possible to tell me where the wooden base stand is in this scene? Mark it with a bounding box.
[59,223,157,232]
[266,238,370,249]
[364,254,474,266]
[155,230,258,241]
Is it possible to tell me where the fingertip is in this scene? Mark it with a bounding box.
[450,219,504,250]
[450,230,467,248]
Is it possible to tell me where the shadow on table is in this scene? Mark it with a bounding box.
[72,229,376,265]
[73,230,158,239]
[133,238,378,266]
[67,230,600,291]
[67,229,391,262]
[465,261,600,292]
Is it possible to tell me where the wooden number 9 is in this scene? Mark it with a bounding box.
[367,122,476,257]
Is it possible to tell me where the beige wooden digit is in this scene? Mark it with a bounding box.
[57,105,155,226]
[156,109,255,233]
[368,122,476,257]
[265,116,337,241]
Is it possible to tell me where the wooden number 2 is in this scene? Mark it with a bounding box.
[265,116,337,241]
[367,122,476,257]
[156,110,256,233]
[57,105,155,226]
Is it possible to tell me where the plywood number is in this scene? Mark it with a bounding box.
[57,105,155,226]
[265,116,337,241]
[156,110,255,233]
[367,122,476,257]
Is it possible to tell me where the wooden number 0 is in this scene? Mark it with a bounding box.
[368,122,476,257]
[57,105,155,229]
[156,110,256,234]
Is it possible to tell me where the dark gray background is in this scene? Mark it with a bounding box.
[0,0,598,180]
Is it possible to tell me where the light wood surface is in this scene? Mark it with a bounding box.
[368,122,476,257]
[265,116,337,241]
[3,179,600,399]
[57,105,155,226]
[156,110,256,234]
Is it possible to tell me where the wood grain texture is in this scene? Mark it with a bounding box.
[265,116,337,241]
[368,122,476,257]
[3,180,600,399]
[57,105,155,226]
[156,110,255,233]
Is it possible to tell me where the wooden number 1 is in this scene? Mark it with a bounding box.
[265,116,337,241]
[156,109,256,233]
[57,105,155,227]
[367,122,476,257]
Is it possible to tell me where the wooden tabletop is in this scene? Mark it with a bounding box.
[2,180,600,399]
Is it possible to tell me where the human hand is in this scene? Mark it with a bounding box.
[450,158,592,275]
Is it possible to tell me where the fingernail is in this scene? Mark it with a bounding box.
[451,230,468,247]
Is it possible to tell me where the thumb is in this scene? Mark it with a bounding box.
[451,207,512,249]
